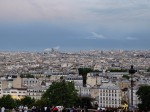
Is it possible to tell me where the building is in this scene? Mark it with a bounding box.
[2,88,27,100]
[98,81,122,108]
[27,85,48,100]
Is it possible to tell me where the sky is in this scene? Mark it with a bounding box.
[0,0,150,52]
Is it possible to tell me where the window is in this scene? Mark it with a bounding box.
[11,91,17,93]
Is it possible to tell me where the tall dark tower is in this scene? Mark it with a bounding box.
[129,65,136,111]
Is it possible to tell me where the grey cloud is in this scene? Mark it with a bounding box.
[126,37,138,40]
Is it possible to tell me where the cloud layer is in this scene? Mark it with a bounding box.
[0,0,150,51]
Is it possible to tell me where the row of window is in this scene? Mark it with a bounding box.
[100,101,121,104]
[3,91,26,93]
[100,104,120,108]
[28,93,42,95]
[99,89,118,93]
[99,93,118,96]
[24,81,38,83]
[99,97,121,100]
[27,90,45,92]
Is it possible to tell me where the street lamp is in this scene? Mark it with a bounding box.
[129,65,136,111]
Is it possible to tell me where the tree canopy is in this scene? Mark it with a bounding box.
[21,96,35,108]
[108,68,128,72]
[0,95,36,109]
[0,95,16,109]
[122,74,130,80]
[136,85,150,111]
[78,68,93,86]
[42,80,79,107]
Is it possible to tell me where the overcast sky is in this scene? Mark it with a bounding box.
[0,0,150,51]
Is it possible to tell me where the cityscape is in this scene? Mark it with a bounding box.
[0,49,150,111]
[0,0,150,112]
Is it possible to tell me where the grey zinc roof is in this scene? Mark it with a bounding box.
[99,82,120,90]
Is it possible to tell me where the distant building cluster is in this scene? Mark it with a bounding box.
[0,50,150,108]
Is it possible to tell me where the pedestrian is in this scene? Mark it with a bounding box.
[12,108,16,112]
[19,105,24,112]
[62,107,66,112]
[32,106,37,112]
[1,107,5,112]
[23,105,28,112]
[52,106,58,112]
[44,106,47,112]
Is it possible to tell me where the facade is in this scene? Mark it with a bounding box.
[65,74,83,85]
[118,79,130,90]
[27,85,47,99]
[98,82,122,108]
[22,78,39,87]
[0,75,27,99]
[2,88,27,100]
[75,84,91,97]
[87,72,103,87]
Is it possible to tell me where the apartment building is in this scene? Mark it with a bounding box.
[2,88,27,100]
[27,85,47,100]
[98,81,122,108]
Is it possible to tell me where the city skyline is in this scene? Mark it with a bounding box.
[0,0,150,51]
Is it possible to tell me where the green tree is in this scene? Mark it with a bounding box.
[42,80,78,107]
[20,96,35,108]
[136,85,150,111]
[34,98,50,109]
[79,97,94,109]
[122,74,130,80]
[78,68,93,86]
[0,95,16,109]
[108,69,127,72]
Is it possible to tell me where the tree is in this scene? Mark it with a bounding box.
[79,97,94,109]
[78,68,93,86]
[20,96,35,108]
[0,95,16,109]
[42,80,78,107]
[34,98,49,108]
[122,74,130,80]
[136,85,150,111]
[108,69,127,72]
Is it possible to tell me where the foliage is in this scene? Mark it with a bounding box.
[122,75,130,80]
[42,80,78,107]
[20,96,35,108]
[14,99,21,107]
[136,85,150,111]
[108,69,127,72]
[79,97,94,109]
[34,98,49,108]
[78,68,93,86]
[0,95,16,109]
